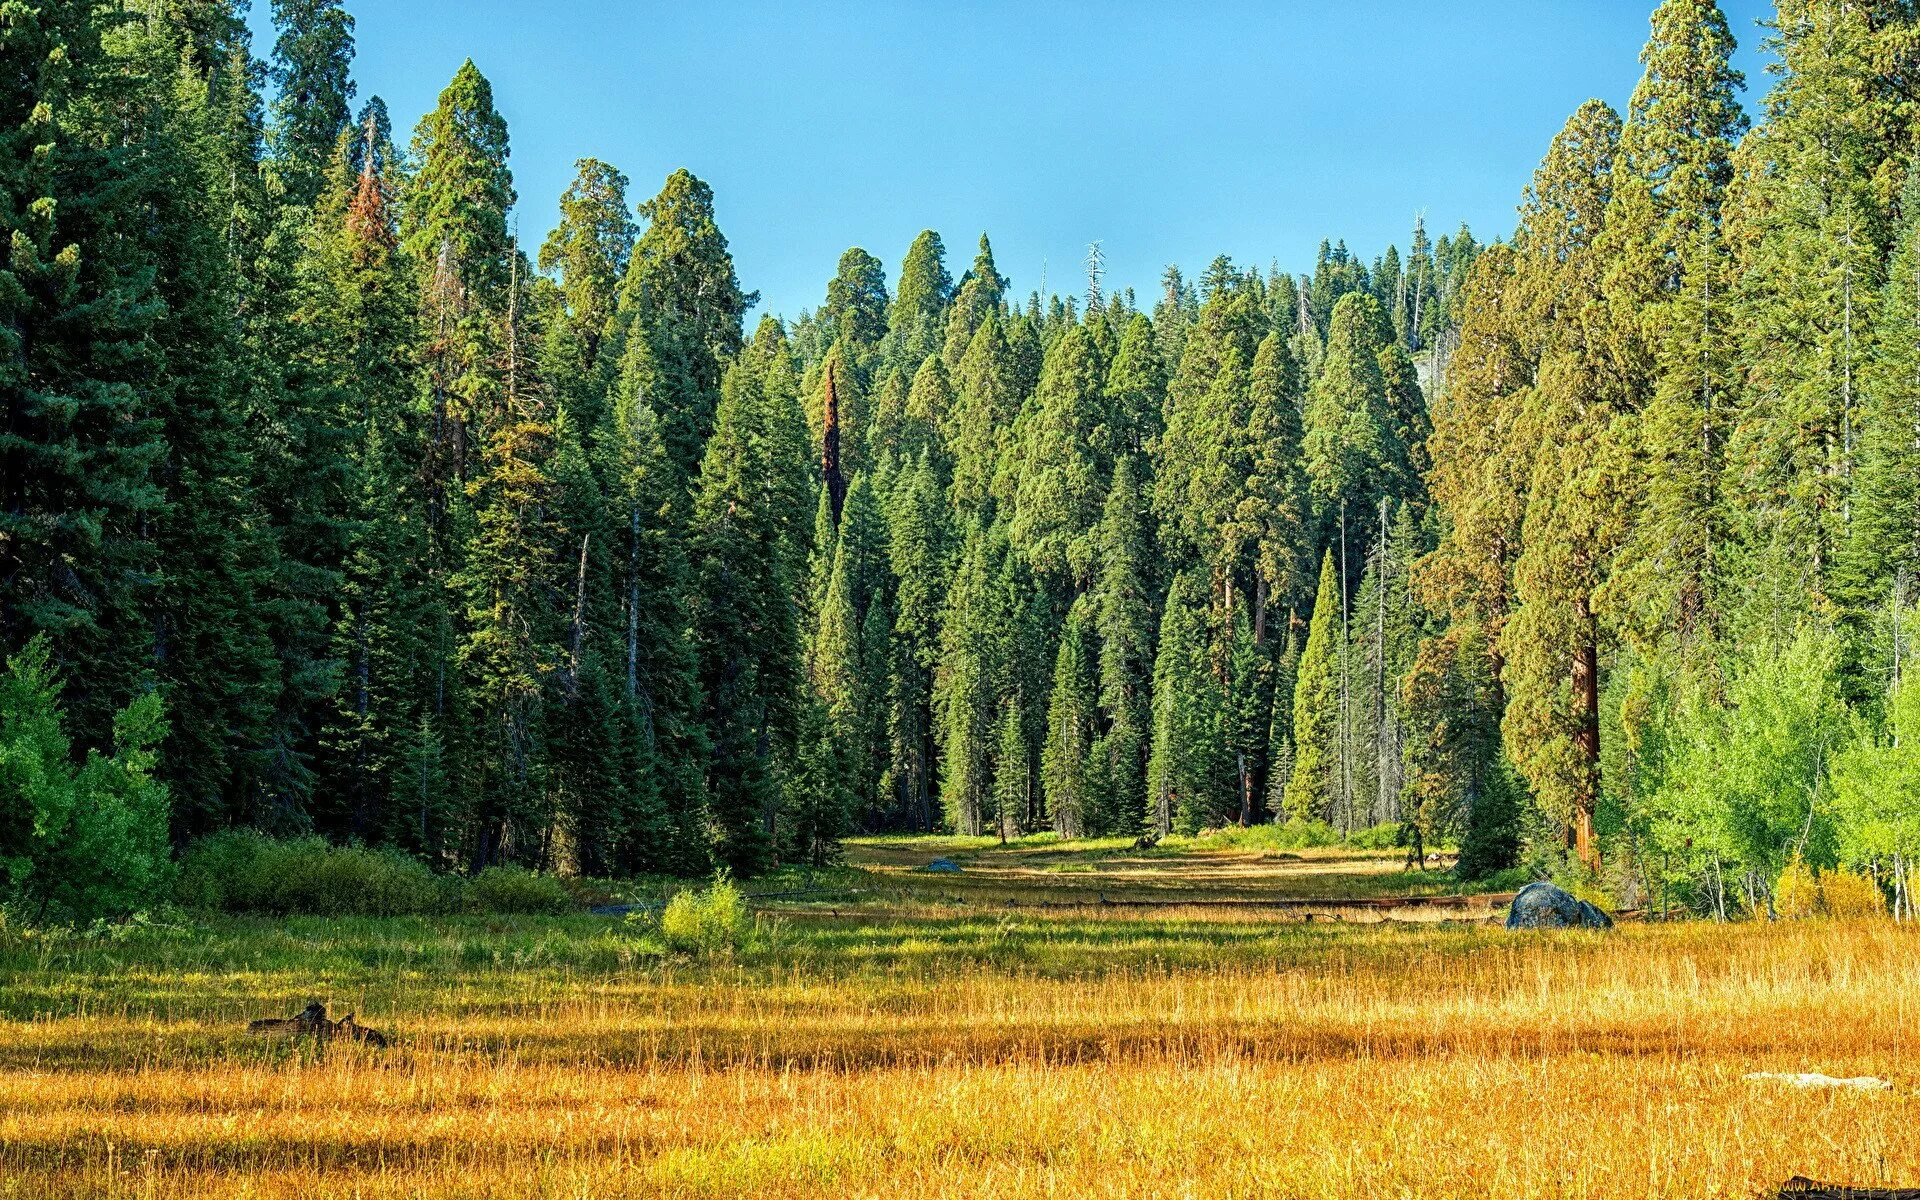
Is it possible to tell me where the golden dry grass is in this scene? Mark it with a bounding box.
[2,851,1915,1198]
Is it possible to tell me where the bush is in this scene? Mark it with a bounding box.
[1775,857,1819,918]
[467,865,575,915]
[658,877,752,956]
[0,637,173,922]
[1346,822,1405,851]
[1819,867,1886,919]
[176,831,446,916]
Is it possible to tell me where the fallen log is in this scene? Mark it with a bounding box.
[248,1003,388,1049]
[1778,1178,1920,1199]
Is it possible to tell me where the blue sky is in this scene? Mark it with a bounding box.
[246,1,1777,321]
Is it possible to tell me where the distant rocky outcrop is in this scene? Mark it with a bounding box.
[1504,882,1613,930]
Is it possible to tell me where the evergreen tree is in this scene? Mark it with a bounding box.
[266,0,356,209]
[937,522,1000,835]
[0,0,167,753]
[1500,99,1625,874]
[885,229,951,372]
[823,246,889,356]
[1285,552,1342,824]
[689,319,809,872]
[1603,0,1746,655]
[1091,457,1155,833]
[885,455,951,830]
[1011,325,1108,587]
[619,169,752,476]
[1041,597,1099,836]
[1145,572,1225,834]
[948,315,1019,520]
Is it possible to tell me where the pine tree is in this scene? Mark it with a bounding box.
[810,473,890,826]
[937,522,1000,835]
[948,315,1018,520]
[594,335,708,875]
[266,0,355,210]
[943,234,1007,365]
[1285,552,1342,825]
[1499,99,1626,874]
[1011,325,1108,587]
[689,319,810,872]
[619,169,751,477]
[1302,292,1407,555]
[539,158,636,382]
[296,119,446,847]
[1155,289,1257,587]
[1105,314,1166,459]
[117,7,290,833]
[0,0,167,757]
[1604,0,1746,656]
[1722,0,1911,629]
[1091,457,1155,833]
[885,455,951,830]
[1145,572,1225,835]
[990,698,1026,840]
[1851,164,1920,618]
[823,247,889,356]
[885,229,951,373]
[1236,331,1311,633]
[1041,596,1099,836]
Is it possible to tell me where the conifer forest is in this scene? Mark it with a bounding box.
[10,0,1920,926]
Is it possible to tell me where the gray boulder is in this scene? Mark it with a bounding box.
[1505,881,1614,930]
[922,858,962,873]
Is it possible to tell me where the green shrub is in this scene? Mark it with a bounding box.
[0,637,173,922]
[1346,822,1405,851]
[176,831,446,916]
[658,877,752,956]
[467,865,575,915]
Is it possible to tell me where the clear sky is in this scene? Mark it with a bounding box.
[245,1,1778,321]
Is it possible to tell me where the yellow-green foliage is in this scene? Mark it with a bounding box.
[1818,867,1886,919]
[658,877,752,955]
[1775,858,1818,919]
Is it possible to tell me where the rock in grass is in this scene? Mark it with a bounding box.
[922,858,962,873]
[1504,881,1613,930]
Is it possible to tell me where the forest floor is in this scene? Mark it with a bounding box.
[3,838,1915,1199]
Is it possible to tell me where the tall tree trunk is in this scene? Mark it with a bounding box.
[1572,595,1600,873]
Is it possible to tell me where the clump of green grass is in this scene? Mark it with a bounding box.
[657,877,755,956]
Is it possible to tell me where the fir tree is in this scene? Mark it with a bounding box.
[1145,572,1225,835]
[619,169,752,477]
[1091,457,1155,833]
[1041,597,1099,836]
[266,0,356,209]
[1285,552,1342,825]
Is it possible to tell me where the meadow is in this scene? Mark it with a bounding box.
[2,837,1915,1199]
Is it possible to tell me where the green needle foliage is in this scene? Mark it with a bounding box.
[17,0,1920,918]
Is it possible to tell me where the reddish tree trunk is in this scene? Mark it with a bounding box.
[821,361,846,524]
[1572,595,1600,872]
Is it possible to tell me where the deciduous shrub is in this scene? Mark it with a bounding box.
[658,877,752,956]
[1818,867,1886,919]
[466,865,574,915]
[1774,857,1818,919]
[176,831,445,916]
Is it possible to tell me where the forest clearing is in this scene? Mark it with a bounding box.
[4,840,1914,1200]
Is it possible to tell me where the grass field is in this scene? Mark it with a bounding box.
[3,836,1915,1198]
